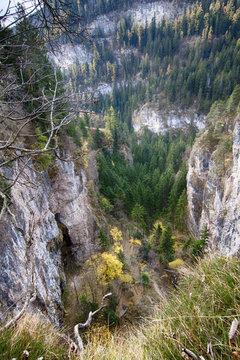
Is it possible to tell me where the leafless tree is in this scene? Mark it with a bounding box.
[0,0,87,218]
[1,0,85,45]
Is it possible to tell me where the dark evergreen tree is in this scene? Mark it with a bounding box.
[159,225,174,262]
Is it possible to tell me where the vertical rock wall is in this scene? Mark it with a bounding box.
[0,154,97,325]
[187,115,240,255]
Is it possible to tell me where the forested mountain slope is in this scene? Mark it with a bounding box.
[58,0,240,130]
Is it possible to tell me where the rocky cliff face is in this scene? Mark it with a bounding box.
[187,111,240,256]
[53,1,178,70]
[0,153,97,325]
[132,104,205,133]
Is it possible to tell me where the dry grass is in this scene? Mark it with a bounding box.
[1,256,240,359]
[83,255,240,359]
[0,312,76,360]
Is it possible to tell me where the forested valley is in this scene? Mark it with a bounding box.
[0,0,240,359]
[64,0,240,235]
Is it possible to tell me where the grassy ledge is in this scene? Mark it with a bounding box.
[1,256,240,359]
[84,256,240,359]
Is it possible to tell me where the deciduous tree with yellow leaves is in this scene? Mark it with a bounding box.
[87,227,132,286]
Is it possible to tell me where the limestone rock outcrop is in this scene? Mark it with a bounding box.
[187,113,240,255]
[0,153,97,325]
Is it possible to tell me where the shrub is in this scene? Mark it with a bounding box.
[141,273,150,287]
[117,250,130,271]
[99,228,110,251]
[182,237,193,250]
[168,258,184,268]
[103,308,119,326]
[138,242,151,262]
[99,196,113,213]
[80,294,99,314]
[191,225,210,260]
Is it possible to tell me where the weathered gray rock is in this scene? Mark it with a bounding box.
[0,153,97,325]
[132,104,205,133]
[187,115,240,255]
[50,155,97,263]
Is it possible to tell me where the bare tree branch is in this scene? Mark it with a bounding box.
[74,293,112,351]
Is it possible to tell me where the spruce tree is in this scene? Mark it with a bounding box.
[159,225,174,262]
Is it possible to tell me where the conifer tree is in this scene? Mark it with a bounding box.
[159,225,174,262]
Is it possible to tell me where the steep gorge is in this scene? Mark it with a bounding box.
[1,1,240,353]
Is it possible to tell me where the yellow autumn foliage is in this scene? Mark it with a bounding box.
[87,227,133,285]
[168,258,184,268]
[87,252,133,286]
[85,322,111,345]
[129,238,142,247]
[96,253,123,285]
[113,244,123,254]
[139,263,147,271]
[110,227,123,243]
[153,220,165,232]
[120,273,133,283]
[149,220,166,247]
[110,227,124,254]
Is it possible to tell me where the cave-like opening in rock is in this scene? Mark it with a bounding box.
[55,213,74,272]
